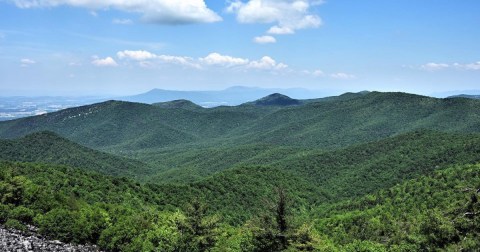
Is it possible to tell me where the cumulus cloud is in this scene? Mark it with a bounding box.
[419,61,480,71]
[156,55,199,67]
[227,0,322,35]
[91,56,118,67]
[116,50,287,71]
[11,0,221,25]
[117,50,156,61]
[117,50,199,68]
[312,69,325,77]
[454,62,480,71]
[253,35,276,44]
[201,53,287,70]
[267,26,294,35]
[20,58,35,67]
[112,18,133,25]
[248,56,288,70]
[21,58,35,64]
[421,62,449,71]
[330,72,356,80]
[200,53,249,67]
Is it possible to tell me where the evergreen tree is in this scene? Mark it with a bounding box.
[177,200,220,252]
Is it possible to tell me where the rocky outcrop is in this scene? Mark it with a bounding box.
[0,225,100,252]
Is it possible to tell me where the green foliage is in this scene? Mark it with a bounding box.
[1,92,480,156]
[314,164,480,250]
[4,219,27,231]
[0,131,151,179]
[241,189,325,252]
[176,200,220,252]
[8,205,35,223]
[274,130,480,202]
[1,92,480,251]
[151,130,480,207]
[0,204,11,223]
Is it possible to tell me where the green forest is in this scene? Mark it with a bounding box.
[1,92,480,251]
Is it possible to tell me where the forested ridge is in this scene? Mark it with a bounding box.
[1,91,480,251]
[0,131,151,179]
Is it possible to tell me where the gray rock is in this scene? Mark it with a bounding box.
[23,240,32,250]
[0,225,101,252]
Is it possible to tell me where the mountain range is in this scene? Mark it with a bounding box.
[118,86,333,107]
[1,91,480,251]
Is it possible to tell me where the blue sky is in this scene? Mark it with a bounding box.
[0,0,479,96]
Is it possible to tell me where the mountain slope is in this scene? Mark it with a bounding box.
[120,86,328,106]
[273,130,480,201]
[232,92,480,148]
[146,130,480,193]
[0,131,150,178]
[2,159,479,250]
[153,99,204,110]
[1,92,480,155]
[0,100,273,151]
[314,163,480,250]
[448,94,480,99]
[245,93,301,106]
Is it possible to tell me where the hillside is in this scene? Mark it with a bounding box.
[448,94,480,99]
[153,99,204,110]
[1,92,480,156]
[146,130,480,192]
[0,131,150,179]
[0,100,273,151]
[314,163,480,250]
[245,93,301,106]
[119,86,327,106]
[274,130,480,201]
[1,159,479,251]
[0,161,319,249]
[233,92,480,148]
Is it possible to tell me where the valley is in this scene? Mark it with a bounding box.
[1,92,480,251]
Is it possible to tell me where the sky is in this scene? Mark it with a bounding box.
[0,0,479,96]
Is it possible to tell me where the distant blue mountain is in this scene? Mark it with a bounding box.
[119,86,334,107]
[430,90,480,98]
[447,94,480,99]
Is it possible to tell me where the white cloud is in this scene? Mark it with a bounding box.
[419,61,480,71]
[157,55,199,68]
[11,0,221,25]
[115,50,287,71]
[117,50,156,61]
[200,53,249,67]
[116,50,199,68]
[227,0,322,35]
[304,69,355,79]
[253,35,276,44]
[112,18,133,25]
[20,58,35,67]
[330,72,356,80]
[421,62,449,71]
[21,58,35,64]
[267,26,294,35]
[248,56,288,70]
[312,69,325,77]
[454,62,480,71]
[91,56,118,67]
